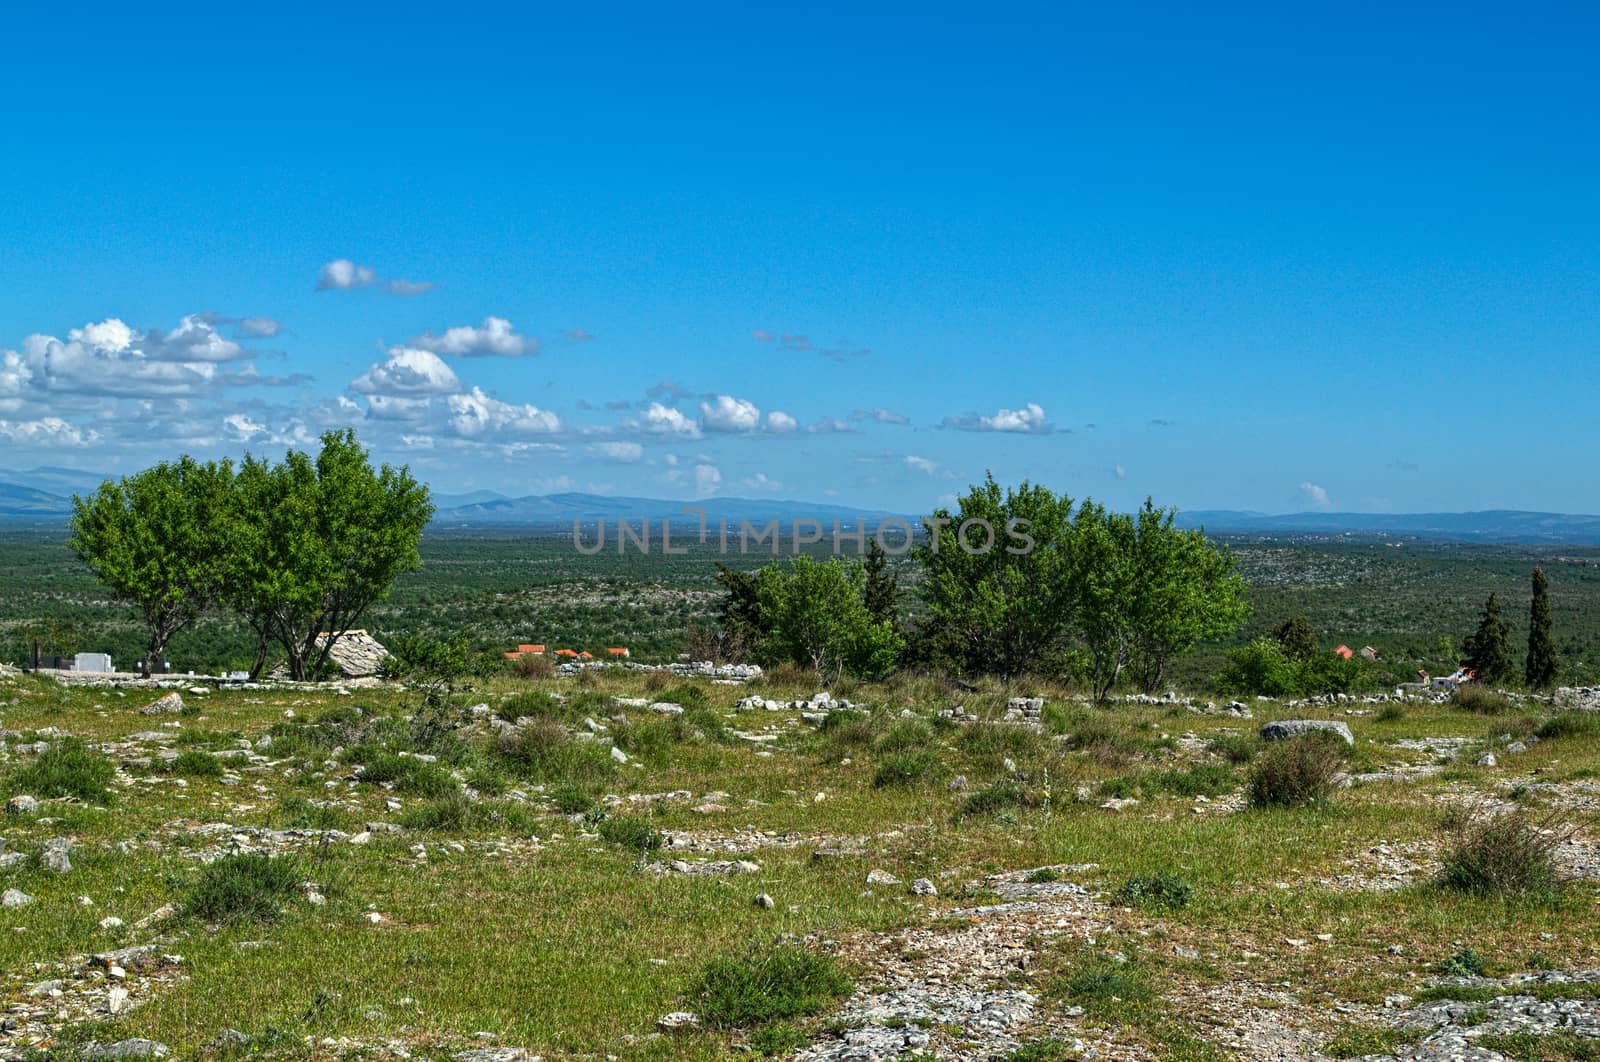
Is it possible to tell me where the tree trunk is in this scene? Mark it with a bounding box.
[248,627,270,681]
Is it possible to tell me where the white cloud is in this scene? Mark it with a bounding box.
[634,402,702,439]
[446,386,561,438]
[700,394,761,432]
[12,315,261,400]
[0,416,96,447]
[904,455,940,476]
[350,348,462,397]
[223,413,268,441]
[587,441,644,463]
[1299,482,1331,510]
[237,316,283,338]
[411,316,539,357]
[317,259,433,296]
[765,410,798,434]
[807,416,858,434]
[694,463,723,497]
[850,407,910,425]
[942,401,1051,434]
[740,472,782,492]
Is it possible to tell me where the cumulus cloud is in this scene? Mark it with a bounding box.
[350,348,462,397]
[316,259,433,296]
[941,401,1051,434]
[850,407,909,425]
[694,463,723,496]
[446,387,561,438]
[223,413,268,441]
[411,316,539,357]
[700,394,761,432]
[0,417,97,447]
[765,410,798,434]
[634,402,702,439]
[904,455,940,476]
[740,472,782,492]
[237,316,283,339]
[1299,482,1331,510]
[587,441,644,463]
[9,314,267,401]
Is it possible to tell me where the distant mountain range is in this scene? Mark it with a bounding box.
[3,470,1599,544]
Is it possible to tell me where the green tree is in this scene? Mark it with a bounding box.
[1271,616,1318,662]
[1525,566,1557,689]
[915,475,1077,680]
[69,457,235,672]
[1124,500,1250,693]
[862,538,899,629]
[1463,592,1514,685]
[756,556,901,678]
[1068,501,1137,700]
[223,430,433,680]
[713,564,768,660]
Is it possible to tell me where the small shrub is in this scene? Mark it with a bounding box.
[1440,807,1565,900]
[690,944,852,1028]
[1454,685,1515,715]
[399,793,487,832]
[7,738,116,803]
[548,785,596,814]
[510,653,555,679]
[1113,871,1194,910]
[1324,1027,1411,1058]
[1536,714,1600,741]
[1208,734,1259,764]
[873,749,941,788]
[1003,1041,1078,1062]
[876,718,934,754]
[359,753,455,797]
[1061,950,1152,1011]
[1147,762,1236,798]
[1246,733,1343,808]
[961,781,1030,817]
[1026,867,1061,884]
[1440,946,1487,977]
[495,719,615,785]
[169,750,224,779]
[658,683,710,711]
[1375,702,1406,723]
[274,796,352,831]
[464,765,506,795]
[597,814,664,852]
[499,691,569,722]
[184,853,300,924]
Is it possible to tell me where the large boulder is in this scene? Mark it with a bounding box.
[1259,719,1354,746]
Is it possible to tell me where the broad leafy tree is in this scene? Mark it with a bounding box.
[224,430,433,679]
[1525,566,1557,689]
[69,457,235,672]
[915,475,1077,680]
[756,556,901,678]
[862,538,899,629]
[1463,592,1514,685]
[1271,616,1318,662]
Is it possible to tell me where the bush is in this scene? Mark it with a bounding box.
[1440,946,1488,977]
[495,719,615,785]
[1246,733,1343,808]
[873,749,941,788]
[749,1023,808,1057]
[8,738,116,803]
[597,814,665,853]
[1208,734,1259,764]
[498,691,570,722]
[169,750,224,779]
[658,683,710,711]
[184,853,300,924]
[1440,808,1564,900]
[1112,871,1194,910]
[1454,685,1515,715]
[510,652,555,679]
[398,793,539,833]
[1003,1041,1078,1062]
[547,785,597,814]
[1375,702,1406,723]
[876,717,935,754]
[358,753,455,796]
[689,944,852,1028]
[960,780,1030,817]
[1536,714,1600,741]
[1146,762,1236,798]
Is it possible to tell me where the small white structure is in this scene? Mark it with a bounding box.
[73,653,113,674]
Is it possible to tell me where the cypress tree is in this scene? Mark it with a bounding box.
[1525,566,1558,689]
[1463,592,1514,685]
[862,539,900,629]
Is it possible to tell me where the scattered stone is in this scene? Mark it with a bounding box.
[7,794,39,814]
[867,868,901,886]
[81,1040,171,1058]
[656,1011,699,1031]
[1260,719,1355,746]
[753,892,776,909]
[141,693,185,715]
[42,836,73,873]
[3,887,35,907]
[1478,752,1498,767]
[910,878,937,897]
[610,745,629,764]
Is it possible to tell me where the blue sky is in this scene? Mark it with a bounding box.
[1,2,1596,514]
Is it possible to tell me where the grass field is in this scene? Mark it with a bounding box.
[2,663,1600,1059]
